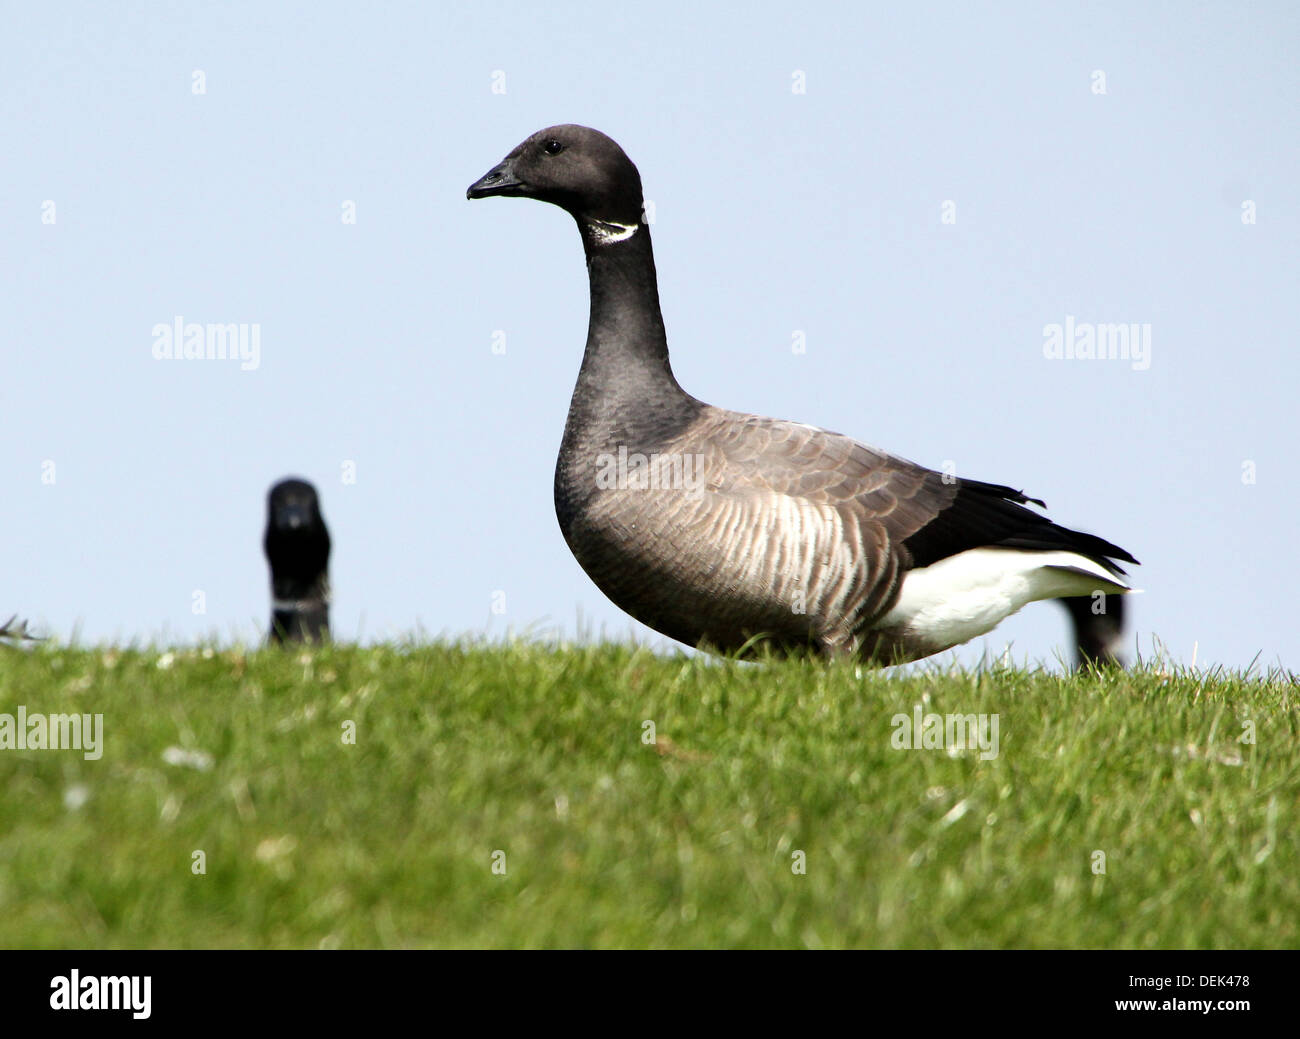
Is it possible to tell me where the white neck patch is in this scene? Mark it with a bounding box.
[272,596,328,612]
[583,218,639,246]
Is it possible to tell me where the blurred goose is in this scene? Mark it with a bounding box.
[468,125,1138,665]
[263,478,330,644]
[1059,594,1127,669]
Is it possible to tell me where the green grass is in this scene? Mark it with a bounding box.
[0,642,1296,948]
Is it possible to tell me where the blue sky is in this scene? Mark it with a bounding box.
[3,2,1296,669]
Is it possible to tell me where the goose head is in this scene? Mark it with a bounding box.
[264,478,330,581]
[467,124,645,228]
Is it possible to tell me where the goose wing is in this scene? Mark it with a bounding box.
[686,409,1136,577]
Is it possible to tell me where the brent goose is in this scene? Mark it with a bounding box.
[263,478,331,644]
[468,126,1139,665]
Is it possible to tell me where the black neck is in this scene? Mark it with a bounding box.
[568,217,699,440]
[268,573,330,644]
[269,602,330,644]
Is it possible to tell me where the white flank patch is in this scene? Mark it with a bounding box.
[584,219,639,245]
[879,548,1131,651]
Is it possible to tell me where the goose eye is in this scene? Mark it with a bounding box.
[543,139,564,156]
